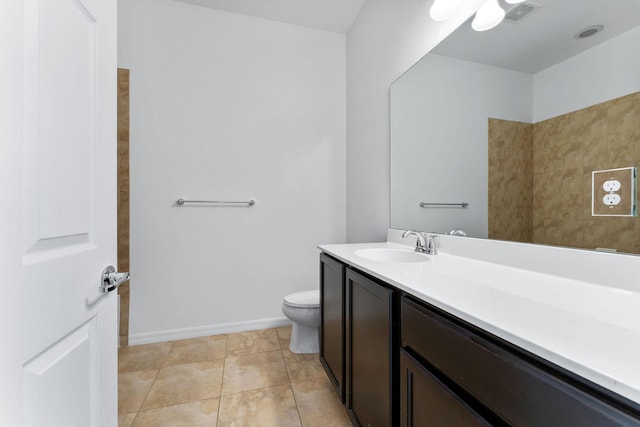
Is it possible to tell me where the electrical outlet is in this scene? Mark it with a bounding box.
[603,193,621,206]
[592,167,637,216]
[603,180,621,192]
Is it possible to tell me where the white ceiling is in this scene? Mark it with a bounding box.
[173,0,367,33]
[433,0,640,74]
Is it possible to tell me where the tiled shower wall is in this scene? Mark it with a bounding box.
[488,119,533,243]
[118,68,130,345]
[488,92,640,253]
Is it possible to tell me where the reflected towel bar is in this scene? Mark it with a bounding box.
[177,199,256,206]
[419,202,469,208]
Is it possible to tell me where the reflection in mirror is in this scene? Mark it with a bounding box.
[390,0,640,254]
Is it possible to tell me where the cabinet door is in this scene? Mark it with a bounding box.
[400,350,491,427]
[347,269,395,427]
[320,253,346,401]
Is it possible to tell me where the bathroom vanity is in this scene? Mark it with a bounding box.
[319,238,640,427]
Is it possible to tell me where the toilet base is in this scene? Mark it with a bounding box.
[289,323,319,354]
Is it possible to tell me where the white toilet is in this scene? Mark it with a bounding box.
[282,290,320,354]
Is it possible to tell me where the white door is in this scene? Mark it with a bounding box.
[0,0,118,425]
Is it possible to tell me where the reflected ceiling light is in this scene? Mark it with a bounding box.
[471,0,506,32]
[505,0,526,3]
[429,0,464,21]
[575,25,604,39]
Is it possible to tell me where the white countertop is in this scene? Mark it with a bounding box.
[318,241,640,405]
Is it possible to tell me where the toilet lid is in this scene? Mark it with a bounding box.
[284,290,319,308]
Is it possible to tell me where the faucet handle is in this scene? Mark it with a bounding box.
[426,234,439,255]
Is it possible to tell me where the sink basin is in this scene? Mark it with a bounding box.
[355,248,429,263]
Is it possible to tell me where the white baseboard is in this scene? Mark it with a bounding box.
[128,316,292,346]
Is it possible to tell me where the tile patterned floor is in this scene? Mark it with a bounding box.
[118,327,353,427]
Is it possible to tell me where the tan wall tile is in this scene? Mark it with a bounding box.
[492,92,640,253]
[118,68,131,341]
[488,118,534,243]
[527,92,640,254]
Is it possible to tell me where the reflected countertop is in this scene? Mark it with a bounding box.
[318,241,640,405]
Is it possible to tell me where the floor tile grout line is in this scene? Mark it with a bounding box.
[130,397,221,413]
[277,335,305,427]
[131,340,175,417]
[225,328,283,357]
[289,381,306,426]
[214,335,229,426]
[128,409,139,426]
[217,380,295,399]
[226,346,283,358]
[117,343,169,423]
[128,337,229,423]
[118,340,174,374]
[163,334,230,367]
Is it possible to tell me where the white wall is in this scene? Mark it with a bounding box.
[346,0,487,243]
[390,54,532,237]
[534,26,640,122]
[119,0,346,341]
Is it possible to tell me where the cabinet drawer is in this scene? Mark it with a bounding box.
[401,297,640,426]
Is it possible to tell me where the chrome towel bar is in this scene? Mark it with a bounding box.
[177,199,256,206]
[419,202,469,208]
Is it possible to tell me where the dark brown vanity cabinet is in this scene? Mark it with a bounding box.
[346,268,396,427]
[320,254,396,427]
[401,296,640,427]
[319,253,346,401]
[320,254,640,427]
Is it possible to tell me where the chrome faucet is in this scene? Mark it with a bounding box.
[403,230,438,255]
[402,230,427,253]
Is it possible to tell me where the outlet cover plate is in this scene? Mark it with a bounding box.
[592,167,637,216]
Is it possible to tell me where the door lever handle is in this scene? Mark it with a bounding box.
[100,265,130,293]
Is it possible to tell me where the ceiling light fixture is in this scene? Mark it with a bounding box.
[471,0,506,32]
[429,0,464,21]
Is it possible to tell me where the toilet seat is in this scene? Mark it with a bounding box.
[283,290,319,308]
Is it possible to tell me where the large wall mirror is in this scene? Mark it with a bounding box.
[391,0,640,255]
